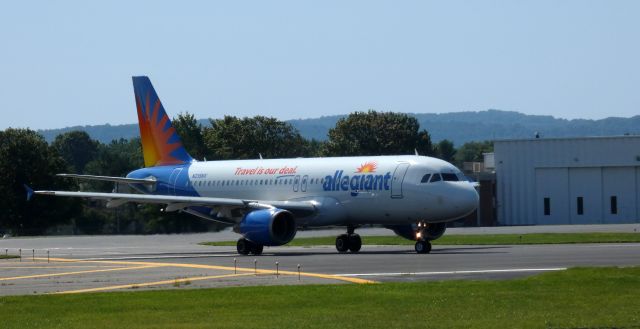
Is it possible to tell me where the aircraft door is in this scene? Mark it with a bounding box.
[293,175,300,192]
[301,175,308,192]
[391,163,410,199]
[169,168,183,195]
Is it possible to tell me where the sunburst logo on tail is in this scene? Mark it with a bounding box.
[356,161,377,173]
[132,76,193,168]
[136,93,183,167]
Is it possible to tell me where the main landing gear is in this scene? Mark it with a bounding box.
[335,226,362,253]
[237,238,264,256]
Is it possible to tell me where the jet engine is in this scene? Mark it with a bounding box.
[386,222,447,241]
[239,208,297,246]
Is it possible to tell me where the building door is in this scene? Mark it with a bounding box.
[569,167,602,224]
[535,168,569,224]
[391,163,410,199]
[602,167,636,223]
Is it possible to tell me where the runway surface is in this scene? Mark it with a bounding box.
[1,225,639,296]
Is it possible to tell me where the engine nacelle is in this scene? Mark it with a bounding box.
[385,222,447,241]
[239,208,297,246]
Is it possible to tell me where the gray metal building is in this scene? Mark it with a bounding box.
[494,136,640,225]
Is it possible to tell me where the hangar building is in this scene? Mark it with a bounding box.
[494,136,640,225]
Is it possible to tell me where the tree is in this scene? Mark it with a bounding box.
[325,110,433,156]
[454,140,493,165]
[203,116,309,160]
[84,138,143,191]
[0,129,79,235]
[173,112,206,160]
[435,139,456,162]
[416,130,436,156]
[51,130,99,173]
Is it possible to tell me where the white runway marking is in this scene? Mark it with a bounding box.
[337,267,567,277]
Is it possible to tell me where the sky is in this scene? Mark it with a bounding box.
[1,1,639,130]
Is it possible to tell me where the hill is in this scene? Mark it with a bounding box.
[38,110,640,146]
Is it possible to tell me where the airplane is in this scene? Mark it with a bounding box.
[27,76,478,255]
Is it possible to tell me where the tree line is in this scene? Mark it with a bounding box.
[0,110,492,236]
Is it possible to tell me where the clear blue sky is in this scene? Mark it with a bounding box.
[1,1,639,130]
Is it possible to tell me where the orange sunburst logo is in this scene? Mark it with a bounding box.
[136,93,183,167]
[356,161,377,173]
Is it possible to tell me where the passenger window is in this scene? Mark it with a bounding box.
[442,173,459,181]
[430,174,442,183]
[421,174,431,183]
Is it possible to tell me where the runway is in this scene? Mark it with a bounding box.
[1,225,639,296]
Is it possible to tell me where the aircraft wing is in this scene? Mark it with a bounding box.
[31,189,317,224]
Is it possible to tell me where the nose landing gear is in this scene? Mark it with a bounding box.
[414,222,432,254]
[414,240,432,254]
[335,226,362,253]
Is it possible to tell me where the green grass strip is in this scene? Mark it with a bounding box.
[0,267,638,328]
[200,232,640,247]
[0,255,20,259]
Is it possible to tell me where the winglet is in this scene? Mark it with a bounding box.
[23,184,34,201]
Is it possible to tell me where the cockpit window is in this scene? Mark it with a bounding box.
[430,173,442,183]
[420,174,431,183]
[441,173,459,181]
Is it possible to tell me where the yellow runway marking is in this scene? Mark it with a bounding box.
[0,265,159,281]
[56,273,255,294]
[41,257,377,285]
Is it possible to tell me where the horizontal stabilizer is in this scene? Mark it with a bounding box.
[56,174,156,185]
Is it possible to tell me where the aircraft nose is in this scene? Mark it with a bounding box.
[455,184,479,217]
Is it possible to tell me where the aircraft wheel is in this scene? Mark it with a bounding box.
[348,234,362,253]
[415,240,432,254]
[252,244,264,256]
[335,234,350,252]
[237,238,251,255]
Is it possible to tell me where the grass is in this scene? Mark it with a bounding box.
[0,267,638,328]
[0,254,20,259]
[200,232,640,247]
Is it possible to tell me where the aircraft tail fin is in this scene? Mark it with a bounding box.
[132,76,193,167]
[24,184,34,201]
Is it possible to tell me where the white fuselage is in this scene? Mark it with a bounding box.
[180,155,478,227]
